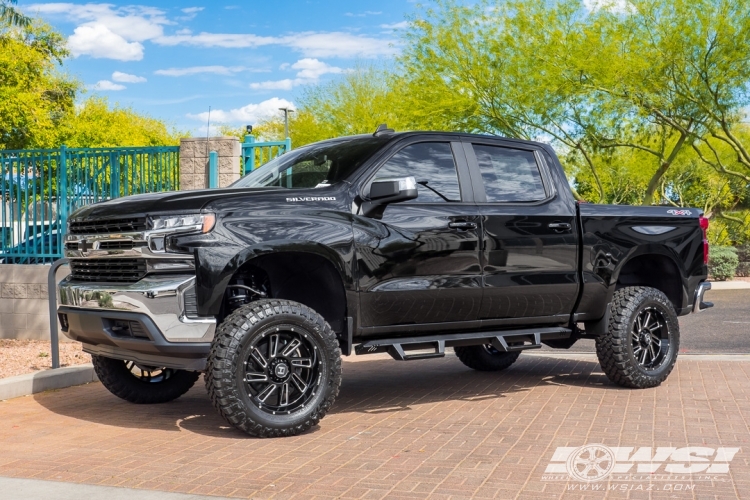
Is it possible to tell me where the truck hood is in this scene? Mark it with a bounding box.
[69,187,282,219]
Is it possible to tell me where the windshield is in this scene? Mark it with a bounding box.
[232,136,390,189]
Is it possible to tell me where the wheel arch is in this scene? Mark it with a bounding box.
[217,241,352,334]
[610,246,687,312]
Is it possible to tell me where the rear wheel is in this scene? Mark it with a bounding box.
[595,286,679,388]
[455,344,520,371]
[92,355,199,404]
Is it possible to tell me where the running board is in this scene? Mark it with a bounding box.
[354,327,571,361]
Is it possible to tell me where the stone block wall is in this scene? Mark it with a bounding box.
[0,264,70,341]
[179,137,241,190]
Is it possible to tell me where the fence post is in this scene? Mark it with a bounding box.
[59,145,68,249]
[208,151,218,188]
[285,137,292,154]
[243,135,255,174]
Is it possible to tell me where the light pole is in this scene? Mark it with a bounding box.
[279,107,295,139]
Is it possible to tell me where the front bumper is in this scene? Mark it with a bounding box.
[693,281,713,313]
[57,275,215,371]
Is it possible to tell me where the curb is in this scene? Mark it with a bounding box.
[0,364,97,401]
[709,280,750,290]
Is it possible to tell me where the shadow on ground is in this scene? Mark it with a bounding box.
[32,354,608,438]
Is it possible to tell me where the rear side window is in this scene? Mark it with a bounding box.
[472,144,546,202]
[374,142,461,203]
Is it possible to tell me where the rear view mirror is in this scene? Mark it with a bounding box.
[362,176,418,217]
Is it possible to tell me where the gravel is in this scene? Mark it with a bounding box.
[0,340,91,379]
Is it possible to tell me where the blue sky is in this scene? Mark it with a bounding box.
[19,1,417,136]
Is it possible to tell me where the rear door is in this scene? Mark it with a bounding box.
[355,139,483,333]
[462,139,579,326]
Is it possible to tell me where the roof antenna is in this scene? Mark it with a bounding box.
[373,123,394,136]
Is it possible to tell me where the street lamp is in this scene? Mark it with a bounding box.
[279,107,295,139]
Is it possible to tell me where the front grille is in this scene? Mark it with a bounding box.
[69,217,148,235]
[70,259,148,283]
[98,240,142,250]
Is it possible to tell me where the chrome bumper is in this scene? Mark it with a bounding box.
[58,274,215,342]
[693,281,713,313]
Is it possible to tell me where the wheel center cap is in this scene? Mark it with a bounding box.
[640,330,651,345]
[275,363,288,378]
[269,359,290,381]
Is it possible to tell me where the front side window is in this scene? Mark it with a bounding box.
[374,142,461,203]
[232,136,390,189]
[473,145,547,202]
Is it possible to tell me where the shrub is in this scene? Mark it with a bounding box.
[709,246,739,281]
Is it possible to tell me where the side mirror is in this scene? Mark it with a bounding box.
[362,176,418,217]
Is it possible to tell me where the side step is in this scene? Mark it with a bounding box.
[354,327,571,361]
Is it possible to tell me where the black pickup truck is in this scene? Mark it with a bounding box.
[58,129,713,437]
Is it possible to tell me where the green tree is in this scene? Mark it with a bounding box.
[1,0,30,28]
[62,97,183,147]
[0,20,78,149]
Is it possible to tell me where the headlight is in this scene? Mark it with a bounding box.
[151,214,215,233]
[148,213,215,253]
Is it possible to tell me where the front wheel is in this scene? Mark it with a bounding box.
[596,286,680,389]
[205,299,342,438]
[92,355,200,404]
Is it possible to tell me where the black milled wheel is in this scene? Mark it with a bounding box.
[92,355,199,404]
[205,299,342,438]
[596,286,680,389]
[454,344,520,371]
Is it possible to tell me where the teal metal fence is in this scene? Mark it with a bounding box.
[241,135,291,174]
[0,145,179,263]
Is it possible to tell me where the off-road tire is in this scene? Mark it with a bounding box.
[92,355,200,404]
[454,345,520,371]
[205,299,342,438]
[596,286,680,389]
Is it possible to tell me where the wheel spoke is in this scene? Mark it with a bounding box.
[643,311,652,330]
[290,357,312,368]
[269,334,280,358]
[257,383,276,403]
[649,343,658,361]
[245,372,268,383]
[279,383,290,407]
[640,348,648,364]
[282,338,301,357]
[291,373,308,393]
[251,347,268,368]
[636,315,643,331]
[650,333,661,343]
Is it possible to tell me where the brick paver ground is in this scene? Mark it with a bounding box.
[0,353,749,499]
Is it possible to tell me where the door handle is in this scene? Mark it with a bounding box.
[548,222,572,232]
[448,221,477,230]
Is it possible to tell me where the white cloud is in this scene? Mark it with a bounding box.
[89,80,126,91]
[112,71,146,83]
[250,58,343,90]
[291,58,343,80]
[154,31,397,58]
[68,24,144,61]
[154,65,262,76]
[25,4,398,60]
[345,11,382,17]
[154,32,278,48]
[380,21,408,30]
[26,3,169,59]
[583,0,634,14]
[187,97,294,124]
[283,32,397,58]
[181,7,204,14]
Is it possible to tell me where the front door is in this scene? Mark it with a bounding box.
[355,140,483,333]
[463,140,579,325]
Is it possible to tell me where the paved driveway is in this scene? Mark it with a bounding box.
[553,289,750,354]
[1,352,749,499]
